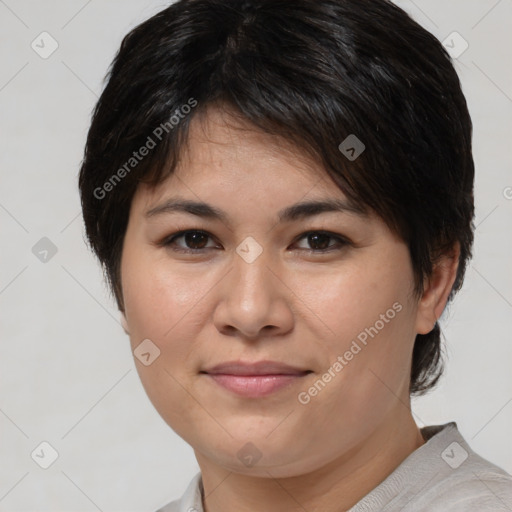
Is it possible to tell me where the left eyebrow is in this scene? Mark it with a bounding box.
[278,198,367,222]
[144,197,368,223]
[145,199,230,222]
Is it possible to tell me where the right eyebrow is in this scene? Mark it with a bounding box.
[144,197,367,224]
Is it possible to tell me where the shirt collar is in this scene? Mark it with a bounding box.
[178,471,204,512]
[175,422,460,512]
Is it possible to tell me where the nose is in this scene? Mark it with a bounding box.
[212,248,294,340]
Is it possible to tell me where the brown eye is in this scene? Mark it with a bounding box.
[183,231,209,249]
[307,233,332,250]
[162,230,218,252]
[294,231,350,252]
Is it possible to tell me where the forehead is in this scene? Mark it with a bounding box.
[139,105,346,207]
[185,106,315,161]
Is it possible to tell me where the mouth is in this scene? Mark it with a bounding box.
[200,360,313,398]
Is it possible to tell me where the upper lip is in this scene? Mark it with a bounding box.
[202,360,311,376]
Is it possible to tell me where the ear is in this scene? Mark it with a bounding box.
[415,242,460,335]
[120,312,130,335]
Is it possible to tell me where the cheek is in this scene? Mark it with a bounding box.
[122,245,208,342]
[297,248,417,400]
[121,248,213,435]
[293,254,413,348]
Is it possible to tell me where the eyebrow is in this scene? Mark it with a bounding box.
[145,197,367,223]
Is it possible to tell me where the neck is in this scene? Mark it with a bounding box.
[195,409,425,512]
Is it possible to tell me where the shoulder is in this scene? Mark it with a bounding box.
[424,450,512,511]
[351,422,512,512]
[423,473,512,511]
[403,423,512,511]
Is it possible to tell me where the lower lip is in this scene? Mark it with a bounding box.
[206,373,308,397]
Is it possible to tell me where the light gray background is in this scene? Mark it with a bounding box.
[0,1,511,510]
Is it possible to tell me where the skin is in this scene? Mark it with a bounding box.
[120,106,459,512]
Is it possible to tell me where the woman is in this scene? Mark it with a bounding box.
[78,0,512,510]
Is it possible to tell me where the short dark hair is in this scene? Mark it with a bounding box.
[78,0,475,395]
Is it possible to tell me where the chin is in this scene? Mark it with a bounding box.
[192,426,315,474]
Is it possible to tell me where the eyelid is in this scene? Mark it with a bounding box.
[293,230,351,244]
[160,228,352,254]
[160,229,220,252]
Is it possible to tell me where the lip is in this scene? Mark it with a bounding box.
[202,360,311,376]
[201,360,312,398]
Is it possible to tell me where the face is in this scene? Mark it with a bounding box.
[120,107,422,477]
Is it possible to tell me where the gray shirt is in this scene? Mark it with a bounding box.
[156,422,512,511]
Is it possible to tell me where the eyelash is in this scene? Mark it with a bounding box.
[159,229,352,255]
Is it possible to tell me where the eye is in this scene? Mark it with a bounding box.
[162,230,219,253]
[293,231,351,252]
[160,229,351,255]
